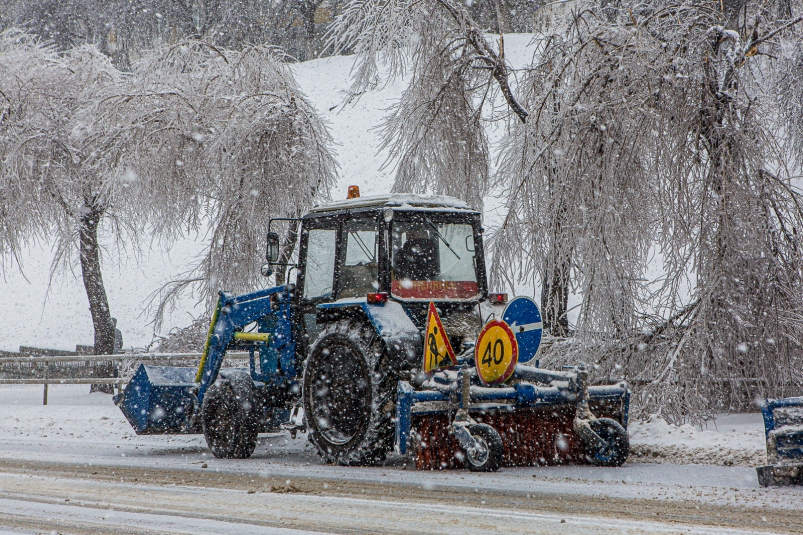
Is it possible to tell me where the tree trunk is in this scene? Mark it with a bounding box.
[494,0,513,33]
[541,197,570,337]
[302,2,317,61]
[542,123,571,337]
[79,208,116,393]
[541,248,570,337]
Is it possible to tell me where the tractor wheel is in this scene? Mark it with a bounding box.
[463,423,505,472]
[303,319,395,466]
[584,417,629,467]
[202,371,260,459]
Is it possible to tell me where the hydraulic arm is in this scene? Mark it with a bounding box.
[117,285,295,434]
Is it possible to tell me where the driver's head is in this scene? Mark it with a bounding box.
[406,226,429,242]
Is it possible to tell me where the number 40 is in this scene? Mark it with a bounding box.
[481,339,505,367]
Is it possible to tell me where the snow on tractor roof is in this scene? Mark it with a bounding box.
[309,194,474,213]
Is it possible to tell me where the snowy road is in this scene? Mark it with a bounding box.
[0,468,798,535]
[1,386,802,534]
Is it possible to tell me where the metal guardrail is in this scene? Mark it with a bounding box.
[0,351,250,405]
[0,378,127,385]
[0,351,250,364]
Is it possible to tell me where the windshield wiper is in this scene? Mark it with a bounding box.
[350,231,374,261]
[424,216,461,260]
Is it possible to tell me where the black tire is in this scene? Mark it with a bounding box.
[303,319,396,466]
[756,465,803,487]
[584,417,629,467]
[202,371,260,459]
[464,423,505,472]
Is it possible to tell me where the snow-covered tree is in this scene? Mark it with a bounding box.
[0,31,336,352]
[331,0,528,208]
[492,1,803,421]
[101,41,337,326]
[0,31,128,356]
[3,0,340,68]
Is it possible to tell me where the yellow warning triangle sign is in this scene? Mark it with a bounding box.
[423,302,457,374]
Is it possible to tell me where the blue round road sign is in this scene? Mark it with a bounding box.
[502,296,543,364]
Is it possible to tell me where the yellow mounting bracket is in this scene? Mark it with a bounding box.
[233,332,271,343]
[195,299,223,383]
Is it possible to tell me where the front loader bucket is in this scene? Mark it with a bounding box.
[117,365,199,434]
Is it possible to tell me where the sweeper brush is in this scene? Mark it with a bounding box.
[397,363,630,471]
[116,191,630,472]
[410,393,628,470]
[395,297,630,471]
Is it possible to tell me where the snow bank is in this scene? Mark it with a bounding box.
[628,413,767,467]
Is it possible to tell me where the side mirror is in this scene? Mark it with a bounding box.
[265,232,280,263]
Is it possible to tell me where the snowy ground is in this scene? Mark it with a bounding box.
[629,413,768,467]
[0,385,769,469]
[1,385,801,534]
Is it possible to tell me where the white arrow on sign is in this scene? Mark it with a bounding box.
[510,321,543,333]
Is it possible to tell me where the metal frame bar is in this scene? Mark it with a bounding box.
[0,352,248,407]
[196,286,292,405]
[761,396,803,439]
[760,396,803,463]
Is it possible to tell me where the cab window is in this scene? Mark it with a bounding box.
[391,220,479,300]
[339,221,379,298]
[302,228,337,299]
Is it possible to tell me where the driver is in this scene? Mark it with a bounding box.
[393,226,439,280]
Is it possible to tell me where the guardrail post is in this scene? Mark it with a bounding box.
[43,360,48,406]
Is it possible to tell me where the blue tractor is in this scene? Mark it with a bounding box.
[117,193,630,470]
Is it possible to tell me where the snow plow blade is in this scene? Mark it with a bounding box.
[757,396,803,487]
[115,365,200,434]
[395,366,630,470]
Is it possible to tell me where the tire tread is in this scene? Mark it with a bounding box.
[304,319,396,466]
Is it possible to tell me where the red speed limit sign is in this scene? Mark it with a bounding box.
[474,319,519,385]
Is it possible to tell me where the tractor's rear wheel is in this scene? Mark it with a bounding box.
[202,372,260,459]
[303,319,395,466]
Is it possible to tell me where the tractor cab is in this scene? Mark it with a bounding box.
[267,193,492,356]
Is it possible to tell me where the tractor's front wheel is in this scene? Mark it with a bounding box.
[584,417,629,467]
[303,319,395,466]
[463,423,505,472]
[202,371,260,459]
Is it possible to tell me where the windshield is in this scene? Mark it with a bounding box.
[391,220,479,300]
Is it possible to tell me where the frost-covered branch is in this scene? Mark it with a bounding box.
[492,1,803,423]
[102,41,338,320]
[330,0,527,208]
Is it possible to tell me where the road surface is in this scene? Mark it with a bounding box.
[1,387,801,534]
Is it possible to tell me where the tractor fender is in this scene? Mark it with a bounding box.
[317,299,422,367]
